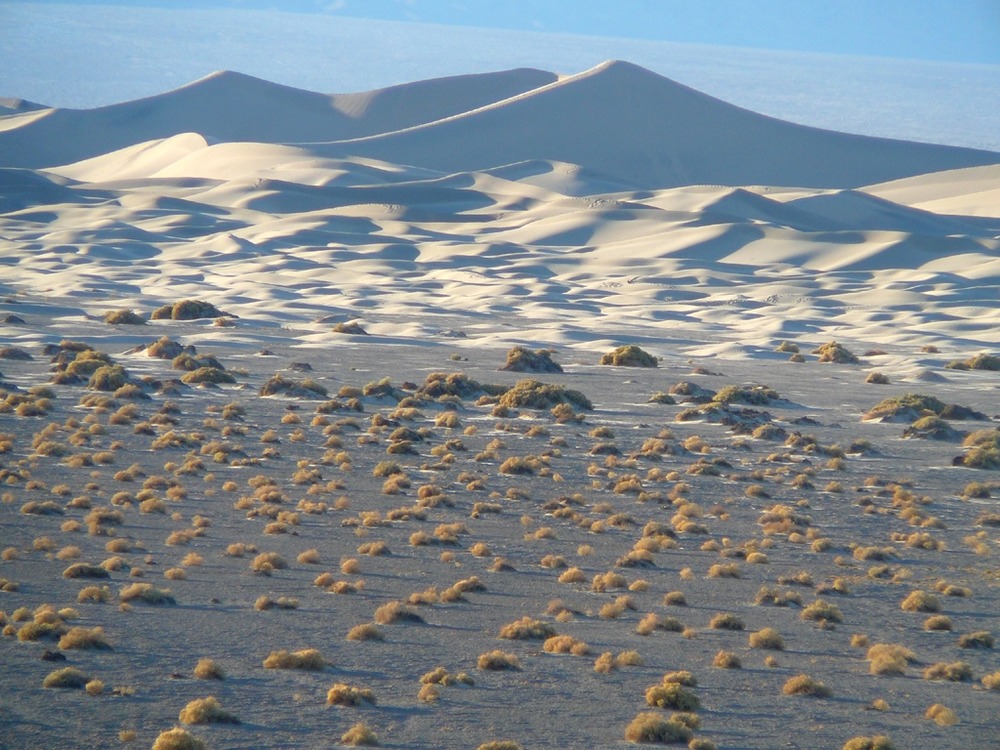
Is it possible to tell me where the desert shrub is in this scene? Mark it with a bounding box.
[865,371,889,384]
[181,367,236,385]
[866,643,916,676]
[119,582,176,605]
[923,661,973,682]
[947,353,1000,371]
[43,667,90,689]
[923,615,953,631]
[476,742,523,750]
[982,671,1000,690]
[813,341,859,364]
[925,704,958,726]
[152,300,230,321]
[250,552,287,575]
[477,649,521,671]
[89,365,131,391]
[900,590,940,613]
[259,374,328,398]
[152,728,207,750]
[327,683,376,706]
[842,736,896,750]
[263,648,326,670]
[708,613,744,630]
[497,379,592,410]
[713,650,741,669]
[600,345,657,367]
[958,631,994,649]
[713,384,779,405]
[749,627,784,650]
[341,722,378,746]
[645,682,700,711]
[801,599,844,624]
[346,623,384,641]
[104,309,145,325]
[77,585,112,603]
[63,563,110,580]
[374,601,422,625]
[193,658,225,680]
[499,616,556,640]
[332,321,368,335]
[782,674,831,697]
[58,626,110,650]
[178,696,239,724]
[501,346,562,373]
[624,712,693,744]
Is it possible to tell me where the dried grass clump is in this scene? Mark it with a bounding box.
[900,590,940,613]
[374,601,423,625]
[476,742,523,750]
[543,635,590,655]
[497,378,592,411]
[708,613,744,630]
[77,585,112,603]
[250,552,287,575]
[152,728,207,750]
[499,616,556,640]
[193,658,225,680]
[782,674,831,697]
[923,661,973,682]
[263,648,326,670]
[813,341,859,364]
[866,643,916,676]
[501,346,562,373]
[58,626,110,650]
[749,627,784,650]
[181,367,236,385]
[259,374,328,398]
[178,696,240,724]
[104,309,146,325]
[477,650,521,671]
[151,299,230,321]
[800,599,844,624]
[842,736,896,750]
[43,666,90,689]
[600,345,657,368]
[644,681,700,711]
[712,650,741,669]
[347,622,385,641]
[327,683,376,706]
[341,722,378,746]
[119,583,176,605]
[982,671,1000,690]
[958,630,994,649]
[624,712,693,744]
[925,704,958,726]
[63,563,110,580]
[946,353,1000,371]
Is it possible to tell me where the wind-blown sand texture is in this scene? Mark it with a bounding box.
[2,61,1000,749]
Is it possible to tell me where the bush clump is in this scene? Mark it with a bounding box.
[178,696,240,724]
[599,345,657,368]
[259,374,328,398]
[946,353,1000,371]
[152,300,232,321]
[263,648,326,670]
[43,667,90,689]
[624,712,693,744]
[813,341,859,364]
[104,309,146,325]
[497,379,592,411]
[151,728,207,750]
[181,367,236,385]
[501,346,563,373]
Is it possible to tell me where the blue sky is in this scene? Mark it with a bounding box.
[3,1,1000,152]
[23,0,1000,64]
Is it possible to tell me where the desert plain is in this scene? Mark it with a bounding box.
[1,61,1000,750]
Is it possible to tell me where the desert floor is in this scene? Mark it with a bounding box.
[1,304,999,750]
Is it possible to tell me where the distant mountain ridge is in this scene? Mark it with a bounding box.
[2,60,998,189]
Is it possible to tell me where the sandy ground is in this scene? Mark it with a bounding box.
[2,62,1000,750]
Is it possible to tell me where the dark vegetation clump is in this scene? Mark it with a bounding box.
[864,393,986,422]
[599,345,657,367]
[946,353,1000,371]
[151,299,232,321]
[497,379,592,411]
[103,309,146,325]
[813,341,860,364]
[500,346,563,373]
[259,374,328,398]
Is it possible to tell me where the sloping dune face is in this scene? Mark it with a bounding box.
[2,61,1000,356]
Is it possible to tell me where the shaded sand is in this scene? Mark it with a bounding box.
[2,61,1000,750]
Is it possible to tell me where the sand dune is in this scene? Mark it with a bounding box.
[0,67,557,169]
